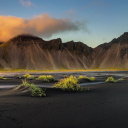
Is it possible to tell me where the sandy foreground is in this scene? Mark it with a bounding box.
[0,71,128,128]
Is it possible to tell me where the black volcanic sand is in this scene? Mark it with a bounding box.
[0,71,128,128]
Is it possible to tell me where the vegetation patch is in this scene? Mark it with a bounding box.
[78,75,96,82]
[23,74,35,79]
[0,77,7,80]
[14,75,21,79]
[90,77,96,81]
[37,75,56,82]
[64,75,68,78]
[21,80,46,97]
[105,77,116,83]
[53,75,85,91]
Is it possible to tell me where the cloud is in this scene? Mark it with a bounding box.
[66,10,74,14]
[81,0,105,10]
[63,9,76,18]
[0,14,87,41]
[20,0,33,7]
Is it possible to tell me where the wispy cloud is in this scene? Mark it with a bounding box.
[20,0,33,7]
[81,0,106,10]
[0,14,87,41]
[66,10,75,14]
[62,9,77,19]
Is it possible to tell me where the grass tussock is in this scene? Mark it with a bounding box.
[0,77,7,80]
[64,75,68,78]
[37,75,56,82]
[78,75,96,82]
[78,75,89,80]
[90,77,96,81]
[14,75,21,79]
[23,74,35,79]
[105,77,116,83]
[21,80,46,97]
[53,75,85,91]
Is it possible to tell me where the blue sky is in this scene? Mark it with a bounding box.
[0,0,128,47]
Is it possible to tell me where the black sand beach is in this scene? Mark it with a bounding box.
[0,71,128,128]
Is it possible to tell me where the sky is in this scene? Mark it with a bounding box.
[0,0,128,47]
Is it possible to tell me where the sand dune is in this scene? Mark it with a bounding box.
[0,85,31,96]
[0,71,128,128]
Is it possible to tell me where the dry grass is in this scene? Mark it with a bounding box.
[78,75,96,82]
[23,74,35,79]
[37,75,56,82]
[53,75,85,91]
[105,77,116,83]
[21,80,46,97]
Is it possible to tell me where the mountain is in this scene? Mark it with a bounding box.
[0,41,4,45]
[0,35,94,70]
[92,32,128,69]
[0,32,128,70]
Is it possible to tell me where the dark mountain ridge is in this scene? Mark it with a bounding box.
[93,32,128,69]
[0,34,94,70]
[0,32,128,70]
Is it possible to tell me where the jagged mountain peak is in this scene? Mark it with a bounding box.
[95,32,128,51]
[92,32,128,69]
[63,41,93,56]
[109,32,128,45]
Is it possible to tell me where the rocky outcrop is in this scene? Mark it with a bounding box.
[63,41,93,56]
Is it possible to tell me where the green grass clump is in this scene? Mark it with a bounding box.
[78,75,89,80]
[90,77,96,81]
[0,77,7,80]
[53,75,84,91]
[23,74,35,79]
[105,77,116,83]
[37,75,55,82]
[21,80,46,97]
[78,75,96,82]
